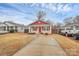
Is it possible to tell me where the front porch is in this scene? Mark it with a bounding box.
[29,25,52,34]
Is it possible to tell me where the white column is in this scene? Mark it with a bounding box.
[50,26,51,34]
[6,26,7,31]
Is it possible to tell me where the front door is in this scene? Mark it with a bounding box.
[38,27,41,33]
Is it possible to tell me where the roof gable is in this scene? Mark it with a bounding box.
[31,20,49,25]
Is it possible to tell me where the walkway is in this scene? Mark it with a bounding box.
[14,34,66,56]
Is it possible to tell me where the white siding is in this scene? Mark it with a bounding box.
[0,23,8,33]
[17,27,25,32]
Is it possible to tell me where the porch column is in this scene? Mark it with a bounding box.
[50,26,51,34]
[5,26,7,31]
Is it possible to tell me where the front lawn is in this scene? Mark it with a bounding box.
[51,34,79,56]
[0,33,32,56]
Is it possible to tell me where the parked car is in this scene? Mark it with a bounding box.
[60,27,73,36]
[60,25,79,37]
[73,33,79,40]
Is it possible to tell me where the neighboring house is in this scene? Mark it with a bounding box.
[0,22,8,33]
[27,20,52,34]
[60,23,79,36]
[4,21,26,32]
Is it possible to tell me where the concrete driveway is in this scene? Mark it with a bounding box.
[13,34,67,56]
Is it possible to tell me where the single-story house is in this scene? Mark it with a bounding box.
[4,21,26,32]
[27,20,52,34]
[0,21,26,33]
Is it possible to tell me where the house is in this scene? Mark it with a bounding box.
[4,21,26,32]
[27,20,52,34]
[0,22,8,33]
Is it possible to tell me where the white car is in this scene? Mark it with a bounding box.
[60,25,79,36]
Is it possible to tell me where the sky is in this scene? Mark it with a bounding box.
[0,3,79,25]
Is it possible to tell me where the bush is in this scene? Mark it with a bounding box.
[9,29,15,33]
[24,29,29,33]
[45,33,48,35]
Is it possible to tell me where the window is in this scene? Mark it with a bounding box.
[42,26,50,31]
[0,27,3,31]
[3,26,6,31]
[42,26,45,30]
[47,26,50,31]
[66,26,73,30]
[15,26,17,29]
[10,26,13,29]
[31,27,37,31]
[0,26,6,31]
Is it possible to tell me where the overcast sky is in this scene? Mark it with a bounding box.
[0,3,79,25]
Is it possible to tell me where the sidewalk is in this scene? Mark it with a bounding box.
[13,35,67,56]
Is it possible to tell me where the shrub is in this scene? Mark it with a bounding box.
[24,29,29,33]
[9,29,15,33]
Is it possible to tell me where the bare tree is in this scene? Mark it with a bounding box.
[56,22,62,29]
[63,17,73,25]
[37,10,46,21]
[55,22,63,33]
[63,16,79,26]
[72,16,79,23]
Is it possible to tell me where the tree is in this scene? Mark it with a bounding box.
[64,17,73,25]
[55,22,63,33]
[63,16,79,26]
[56,22,62,29]
[72,16,79,23]
[37,10,46,21]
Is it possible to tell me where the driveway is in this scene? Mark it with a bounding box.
[14,34,67,56]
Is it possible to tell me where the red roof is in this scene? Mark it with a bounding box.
[31,20,48,25]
